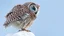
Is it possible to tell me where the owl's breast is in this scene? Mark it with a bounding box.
[10,13,32,29]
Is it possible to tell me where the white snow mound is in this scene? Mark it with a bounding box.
[6,31,35,36]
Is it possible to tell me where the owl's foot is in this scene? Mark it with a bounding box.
[22,29,31,32]
[18,29,31,32]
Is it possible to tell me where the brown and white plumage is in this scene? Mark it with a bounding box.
[3,2,40,32]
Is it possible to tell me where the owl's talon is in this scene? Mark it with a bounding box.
[22,29,31,32]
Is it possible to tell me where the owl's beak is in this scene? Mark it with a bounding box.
[35,12,37,14]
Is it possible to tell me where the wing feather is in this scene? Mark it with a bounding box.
[4,5,29,27]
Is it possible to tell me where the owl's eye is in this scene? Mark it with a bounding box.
[30,5,37,12]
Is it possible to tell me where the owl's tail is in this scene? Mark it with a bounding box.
[3,21,9,28]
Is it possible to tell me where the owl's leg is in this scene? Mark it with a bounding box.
[21,21,33,32]
[22,28,31,32]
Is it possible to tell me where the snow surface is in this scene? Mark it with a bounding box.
[6,31,35,36]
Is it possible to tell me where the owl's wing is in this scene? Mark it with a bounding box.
[3,5,30,28]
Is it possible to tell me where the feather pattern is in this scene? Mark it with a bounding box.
[4,5,30,28]
[3,2,40,32]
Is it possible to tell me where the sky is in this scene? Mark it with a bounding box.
[0,0,64,36]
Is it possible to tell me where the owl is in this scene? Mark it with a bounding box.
[3,2,40,32]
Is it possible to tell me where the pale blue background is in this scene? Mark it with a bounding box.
[0,0,64,36]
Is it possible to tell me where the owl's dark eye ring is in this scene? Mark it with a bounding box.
[29,5,37,12]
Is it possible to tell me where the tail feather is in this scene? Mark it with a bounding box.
[3,22,9,28]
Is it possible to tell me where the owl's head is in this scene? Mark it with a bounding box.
[24,2,40,16]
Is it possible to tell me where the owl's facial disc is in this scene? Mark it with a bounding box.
[29,4,38,14]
